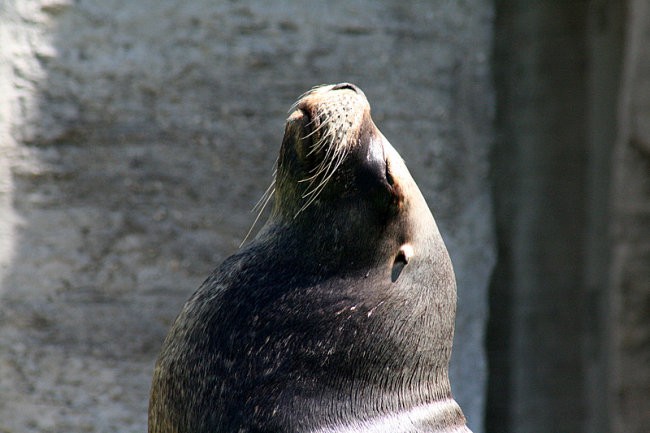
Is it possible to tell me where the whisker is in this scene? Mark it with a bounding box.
[296,146,349,216]
[252,177,276,214]
[240,186,276,248]
[289,87,362,216]
[303,118,329,141]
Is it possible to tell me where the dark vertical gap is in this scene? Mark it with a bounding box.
[488,1,592,432]
[486,1,515,431]
[584,1,626,432]
[485,250,513,433]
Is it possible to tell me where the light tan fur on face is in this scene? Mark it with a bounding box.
[289,84,370,213]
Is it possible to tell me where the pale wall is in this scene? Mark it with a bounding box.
[0,2,495,432]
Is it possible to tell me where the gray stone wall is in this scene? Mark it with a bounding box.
[0,1,495,432]
[610,1,650,432]
[489,1,650,433]
[490,2,591,431]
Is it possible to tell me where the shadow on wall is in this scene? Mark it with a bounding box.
[486,1,650,433]
[0,1,494,432]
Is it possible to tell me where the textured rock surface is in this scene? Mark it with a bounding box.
[0,1,494,432]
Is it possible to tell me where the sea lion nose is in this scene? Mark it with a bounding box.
[331,82,360,93]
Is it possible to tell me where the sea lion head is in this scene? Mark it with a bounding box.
[264,83,440,281]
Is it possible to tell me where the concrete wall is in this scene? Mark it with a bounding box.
[0,1,495,432]
[489,1,650,433]
[609,1,650,432]
[489,2,591,431]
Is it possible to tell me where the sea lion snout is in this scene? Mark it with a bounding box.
[331,82,365,96]
[278,83,412,220]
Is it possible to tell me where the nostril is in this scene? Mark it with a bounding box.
[332,82,359,93]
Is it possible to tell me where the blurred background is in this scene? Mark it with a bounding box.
[0,1,647,432]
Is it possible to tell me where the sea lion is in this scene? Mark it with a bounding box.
[148,83,471,433]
